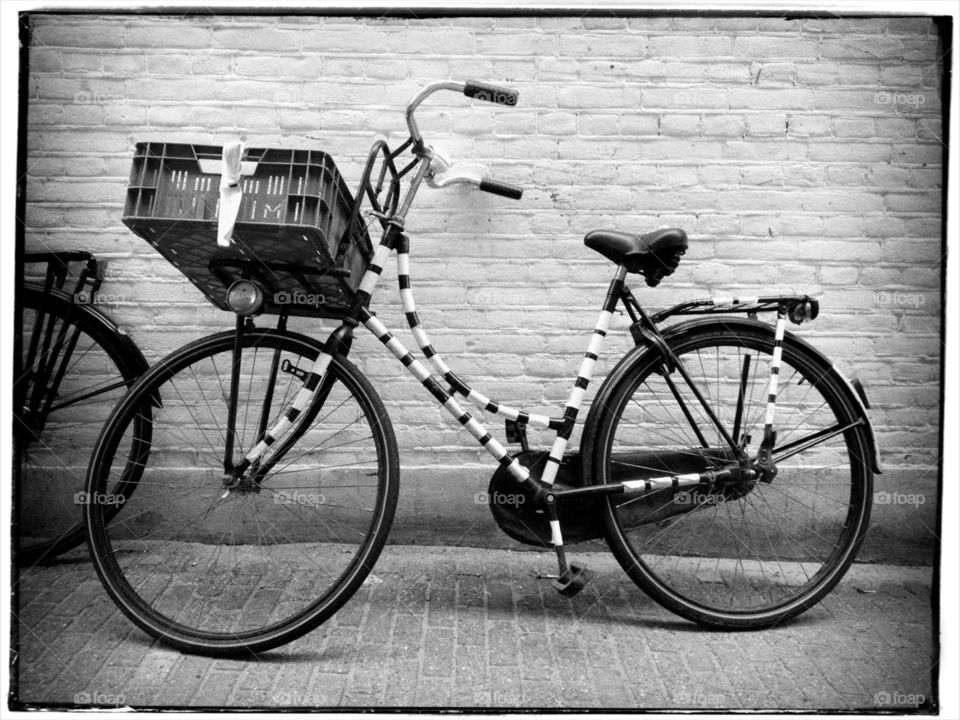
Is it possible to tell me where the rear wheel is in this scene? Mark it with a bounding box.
[85,329,399,655]
[591,321,872,629]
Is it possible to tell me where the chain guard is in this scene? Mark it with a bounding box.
[487,451,601,547]
[487,448,739,547]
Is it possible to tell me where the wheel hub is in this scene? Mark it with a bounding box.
[221,471,261,495]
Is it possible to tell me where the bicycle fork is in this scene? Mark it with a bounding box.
[220,315,340,494]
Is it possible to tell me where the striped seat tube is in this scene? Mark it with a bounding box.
[540,265,628,487]
[762,308,788,447]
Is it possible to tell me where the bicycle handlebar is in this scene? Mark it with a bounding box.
[405,80,523,202]
[462,80,519,106]
[405,79,519,147]
[478,178,523,200]
[402,80,523,205]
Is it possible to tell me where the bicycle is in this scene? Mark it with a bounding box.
[16,252,152,565]
[84,80,880,656]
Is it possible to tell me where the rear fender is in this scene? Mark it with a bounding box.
[580,316,881,481]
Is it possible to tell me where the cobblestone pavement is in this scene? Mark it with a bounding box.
[11,545,935,712]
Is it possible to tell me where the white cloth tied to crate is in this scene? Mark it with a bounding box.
[217,141,246,247]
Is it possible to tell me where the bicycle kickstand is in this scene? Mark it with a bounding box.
[537,492,594,598]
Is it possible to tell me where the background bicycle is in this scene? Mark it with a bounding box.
[15,252,151,565]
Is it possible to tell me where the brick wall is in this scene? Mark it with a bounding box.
[23,13,945,562]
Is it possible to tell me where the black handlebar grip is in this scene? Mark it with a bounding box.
[479,179,523,200]
[463,80,519,106]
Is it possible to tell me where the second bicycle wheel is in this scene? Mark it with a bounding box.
[589,318,873,629]
[85,328,399,655]
[16,286,151,565]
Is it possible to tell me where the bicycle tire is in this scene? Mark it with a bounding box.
[16,285,151,566]
[85,328,399,656]
[586,319,873,629]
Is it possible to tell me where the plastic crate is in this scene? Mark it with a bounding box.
[122,142,372,318]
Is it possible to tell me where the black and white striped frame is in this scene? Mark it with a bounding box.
[230,147,791,550]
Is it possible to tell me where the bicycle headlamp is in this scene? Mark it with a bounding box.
[226,279,264,316]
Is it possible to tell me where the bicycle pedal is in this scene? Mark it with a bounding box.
[551,562,594,598]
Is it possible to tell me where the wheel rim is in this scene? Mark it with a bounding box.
[603,330,870,620]
[88,332,393,645]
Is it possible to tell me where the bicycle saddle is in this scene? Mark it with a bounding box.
[584,228,688,287]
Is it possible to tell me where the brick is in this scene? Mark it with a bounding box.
[820,37,904,60]
[701,114,746,136]
[724,141,806,161]
[752,62,796,85]
[887,17,934,34]
[102,53,146,74]
[211,26,301,52]
[833,117,875,138]
[648,36,731,58]
[884,193,941,213]
[557,33,646,58]
[643,87,727,109]
[191,53,234,75]
[577,113,619,136]
[836,64,881,86]
[62,52,102,73]
[660,114,700,136]
[478,33,558,56]
[145,53,192,75]
[733,37,818,58]
[728,88,815,110]
[808,143,892,163]
[537,58,578,81]
[29,48,62,73]
[801,190,885,213]
[33,21,125,48]
[124,22,212,49]
[384,29,476,55]
[745,113,787,136]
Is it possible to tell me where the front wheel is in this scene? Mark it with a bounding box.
[589,320,873,629]
[85,329,399,655]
